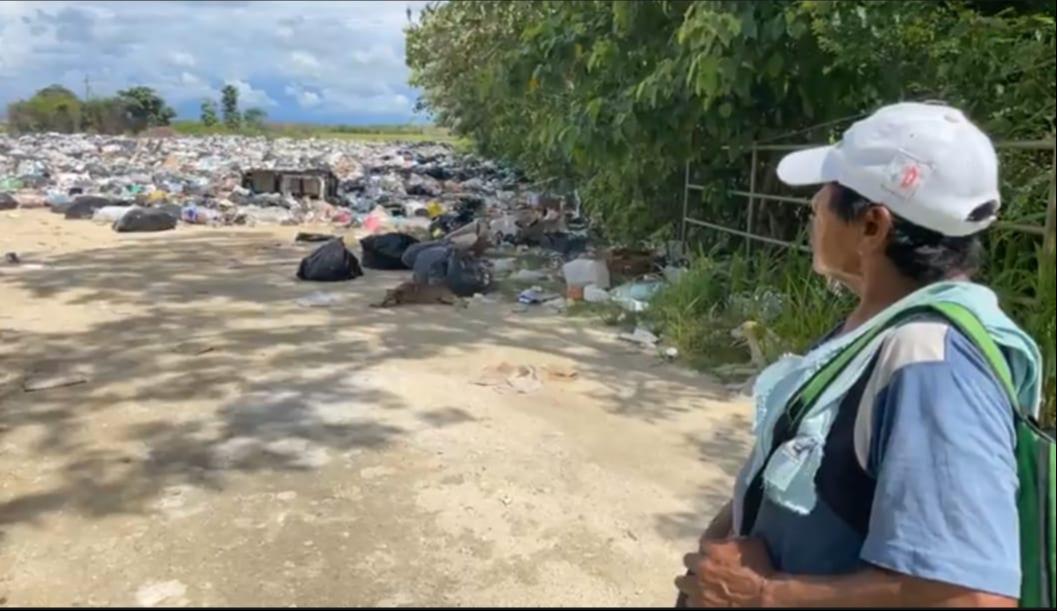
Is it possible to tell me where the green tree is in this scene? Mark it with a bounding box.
[117,86,176,132]
[200,99,219,127]
[243,107,268,129]
[221,84,241,128]
[81,96,135,134]
[6,85,83,134]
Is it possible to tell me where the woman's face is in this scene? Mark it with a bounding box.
[810,184,865,291]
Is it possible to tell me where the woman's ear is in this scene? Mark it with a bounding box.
[860,205,894,254]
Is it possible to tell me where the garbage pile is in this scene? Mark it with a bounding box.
[0,133,549,236]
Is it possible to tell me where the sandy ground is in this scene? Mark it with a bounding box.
[0,209,751,607]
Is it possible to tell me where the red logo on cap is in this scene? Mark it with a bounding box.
[900,164,921,190]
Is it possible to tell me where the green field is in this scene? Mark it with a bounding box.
[171,121,457,143]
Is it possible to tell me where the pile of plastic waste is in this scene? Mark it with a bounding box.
[0,133,534,233]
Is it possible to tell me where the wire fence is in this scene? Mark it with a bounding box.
[682,139,1057,259]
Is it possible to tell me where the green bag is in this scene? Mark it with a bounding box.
[931,303,1056,608]
[743,302,1055,606]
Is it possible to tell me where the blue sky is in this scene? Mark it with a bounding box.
[0,0,432,125]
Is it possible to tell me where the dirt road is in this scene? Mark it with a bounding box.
[0,210,751,607]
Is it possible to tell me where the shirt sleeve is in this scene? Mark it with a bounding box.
[859,327,1021,599]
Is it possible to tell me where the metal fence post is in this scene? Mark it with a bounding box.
[745,145,759,257]
[1045,144,1056,259]
[681,159,691,245]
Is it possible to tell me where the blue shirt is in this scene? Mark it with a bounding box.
[746,319,1021,598]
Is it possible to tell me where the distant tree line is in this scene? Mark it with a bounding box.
[6,82,270,135]
[199,84,268,130]
[5,85,176,135]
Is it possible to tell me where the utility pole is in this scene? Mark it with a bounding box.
[84,74,92,101]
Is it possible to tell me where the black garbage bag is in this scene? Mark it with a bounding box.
[445,250,493,298]
[113,208,178,233]
[65,196,121,220]
[297,238,364,282]
[401,240,443,270]
[539,233,589,260]
[410,243,452,286]
[360,233,419,271]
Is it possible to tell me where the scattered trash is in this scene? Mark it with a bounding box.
[472,293,499,305]
[583,285,611,304]
[610,280,664,312]
[65,195,120,220]
[297,291,345,308]
[181,204,222,225]
[3,252,20,265]
[619,327,660,348]
[0,177,23,192]
[509,269,550,283]
[22,373,89,393]
[543,298,569,314]
[544,365,580,381]
[296,238,364,282]
[172,343,217,356]
[607,248,656,280]
[518,288,560,305]
[295,232,337,243]
[662,347,680,360]
[566,285,585,302]
[491,258,517,275]
[92,205,135,225]
[362,206,393,234]
[731,321,778,369]
[0,193,18,210]
[663,266,688,284]
[472,362,578,394]
[562,258,611,289]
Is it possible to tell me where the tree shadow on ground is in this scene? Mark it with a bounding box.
[0,228,738,537]
[652,411,754,542]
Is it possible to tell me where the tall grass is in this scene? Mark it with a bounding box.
[651,241,1053,427]
[648,247,850,369]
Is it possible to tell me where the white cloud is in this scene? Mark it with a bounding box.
[284,84,322,109]
[0,0,432,121]
[168,51,196,68]
[230,79,277,109]
[288,50,320,73]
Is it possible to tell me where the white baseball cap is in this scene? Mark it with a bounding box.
[777,102,1001,237]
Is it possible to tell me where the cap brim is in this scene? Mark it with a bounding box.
[776,145,836,187]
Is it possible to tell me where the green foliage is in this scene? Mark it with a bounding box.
[200,99,219,127]
[6,85,83,133]
[649,248,851,367]
[221,85,241,129]
[5,85,174,135]
[117,86,175,131]
[81,96,135,134]
[242,108,268,128]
